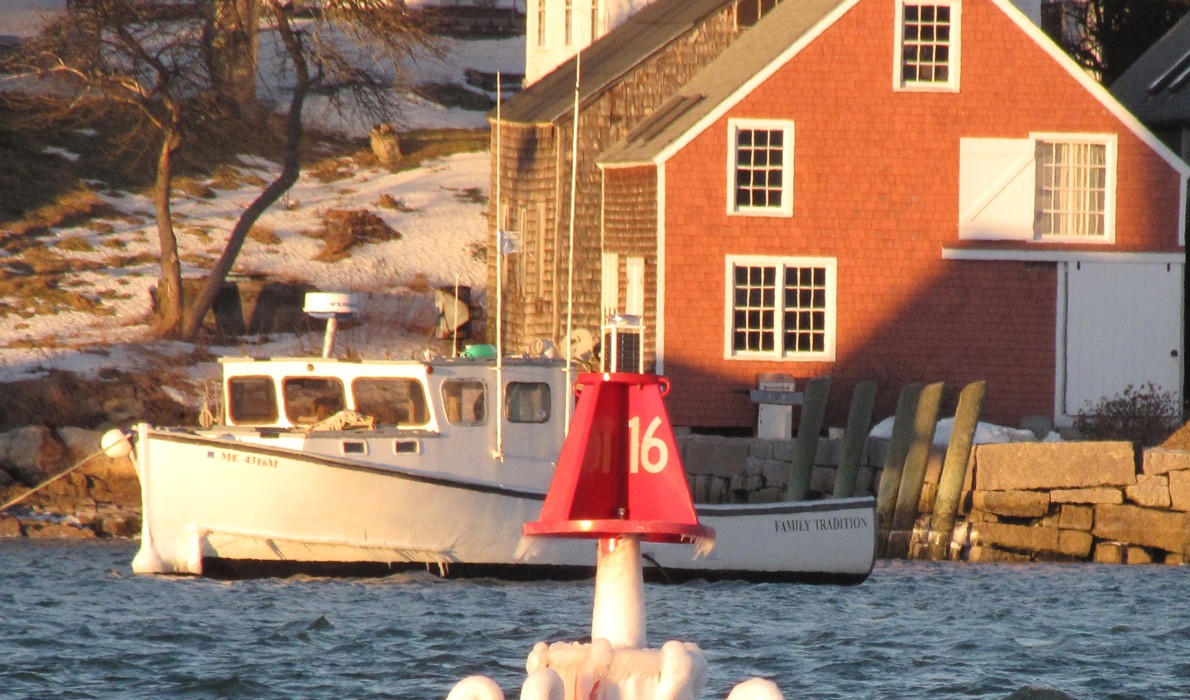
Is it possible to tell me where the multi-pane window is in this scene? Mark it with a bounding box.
[1036,140,1109,238]
[536,0,546,47]
[728,119,793,216]
[897,1,960,90]
[726,257,835,360]
[591,0,600,41]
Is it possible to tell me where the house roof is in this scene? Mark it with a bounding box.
[599,0,1190,181]
[597,0,853,165]
[1110,10,1190,128]
[492,0,733,125]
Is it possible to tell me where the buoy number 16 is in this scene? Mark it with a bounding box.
[628,415,668,474]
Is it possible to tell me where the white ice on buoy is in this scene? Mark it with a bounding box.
[447,675,504,700]
[591,537,647,648]
[726,679,784,700]
[520,668,564,700]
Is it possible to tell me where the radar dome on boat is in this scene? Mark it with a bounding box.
[303,292,358,318]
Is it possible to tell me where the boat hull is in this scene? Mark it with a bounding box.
[132,427,876,584]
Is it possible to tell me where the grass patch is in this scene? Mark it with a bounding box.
[394,128,488,171]
[249,224,282,245]
[307,157,357,183]
[174,176,216,199]
[55,236,95,253]
[376,194,416,212]
[313,208,401,262]
[445,186,486,205]
[210,164,267,190]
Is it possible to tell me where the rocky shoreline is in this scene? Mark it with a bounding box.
[0,426,142,540]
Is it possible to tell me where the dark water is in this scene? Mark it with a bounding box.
[0,540,1186,699]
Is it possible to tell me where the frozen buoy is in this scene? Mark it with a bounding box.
[100,428,133,459]
[446,675,504,700]
[726,678,784,700]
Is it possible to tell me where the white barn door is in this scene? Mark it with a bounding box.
[1060,261,1184,420]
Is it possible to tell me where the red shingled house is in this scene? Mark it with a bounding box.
[594,0,1189,431]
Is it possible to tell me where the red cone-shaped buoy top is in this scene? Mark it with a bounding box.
[523,372,714,544]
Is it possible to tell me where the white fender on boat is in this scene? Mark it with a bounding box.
[100,428,133,459]
[446,675,504,700]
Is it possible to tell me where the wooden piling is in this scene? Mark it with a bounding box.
[885,381,944,559]
[832,380,878,499]
[874,383,923,558]
[785,376,832,502]
[925,380,986,561]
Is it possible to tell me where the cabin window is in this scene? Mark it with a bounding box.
[724,256,836,361]
[283,377,346,426]
[506,382,551,423]
[536,0,546,47]
[352,378,429,427]
[227,376,278,425]
[895,1,961,92]
[727,119,794,217]
[442,378,487,426]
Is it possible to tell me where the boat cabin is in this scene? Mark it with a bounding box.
[212,354,572,488]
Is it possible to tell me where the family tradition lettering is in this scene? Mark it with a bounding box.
[774,516,869,533]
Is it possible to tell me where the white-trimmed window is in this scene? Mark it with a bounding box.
[895,1,961,92]
[536,0,546,47]
[957,133,1116,242]
[727,119,794,217]
[1036,139,1110,238]
[725,256,836,361]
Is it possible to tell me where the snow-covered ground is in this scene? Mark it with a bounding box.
[1,3,521,384]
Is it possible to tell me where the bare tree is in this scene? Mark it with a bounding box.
[6,0,225,335]
[4,0,435,339]
[1047,0,1190,85]
[179,0,437,340]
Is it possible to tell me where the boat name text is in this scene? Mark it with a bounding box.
[774,516,868,533]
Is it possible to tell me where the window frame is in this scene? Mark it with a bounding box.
[725,118,795,218]
[1032,132,1117,243]
[723,255,837,362]
[894,0,961,93]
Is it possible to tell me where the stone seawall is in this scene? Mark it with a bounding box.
[677,434,1190,565]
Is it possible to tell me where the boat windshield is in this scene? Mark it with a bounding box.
[352,378,430,427]
[283,377,346,425]
[227,376,279,425]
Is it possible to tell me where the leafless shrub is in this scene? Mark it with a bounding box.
[313,209,400,262]
[1075,382,1182,447]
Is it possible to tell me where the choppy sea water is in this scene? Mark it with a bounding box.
[0,540,1185,699]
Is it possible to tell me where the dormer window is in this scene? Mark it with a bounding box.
[895,1,961,92]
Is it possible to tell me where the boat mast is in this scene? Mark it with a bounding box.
[495,73,505,460]
[564,50,581,431]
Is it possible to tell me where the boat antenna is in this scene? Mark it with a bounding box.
[494,72,505,460]
[564,49,581,431]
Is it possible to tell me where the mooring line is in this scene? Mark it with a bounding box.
[0,447,110,513]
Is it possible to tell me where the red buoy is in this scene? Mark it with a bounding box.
[523,372,714,544]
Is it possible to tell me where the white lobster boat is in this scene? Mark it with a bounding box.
[123,297,876,583]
